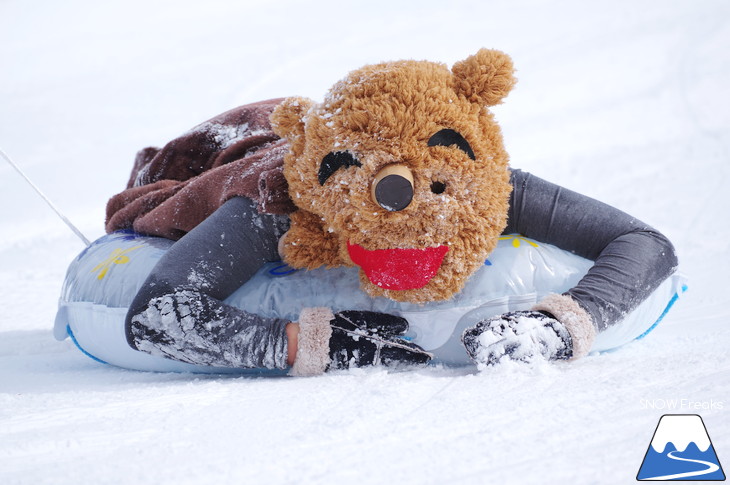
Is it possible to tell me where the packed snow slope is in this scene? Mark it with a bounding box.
[1,1,728,484]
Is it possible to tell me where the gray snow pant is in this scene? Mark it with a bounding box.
[125,169,678,368]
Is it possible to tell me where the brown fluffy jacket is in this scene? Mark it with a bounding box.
[106,98,295,240]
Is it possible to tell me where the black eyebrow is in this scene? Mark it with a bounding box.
[318,151,362,185]
[427,129,475,160]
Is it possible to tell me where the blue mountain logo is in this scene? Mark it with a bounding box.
[637,414,725,481]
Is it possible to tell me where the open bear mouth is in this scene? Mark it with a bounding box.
[347,242,449,291]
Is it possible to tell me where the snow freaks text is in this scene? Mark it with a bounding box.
[640,399,724,411]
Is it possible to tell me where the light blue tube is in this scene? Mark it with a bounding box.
[55,231,686,372]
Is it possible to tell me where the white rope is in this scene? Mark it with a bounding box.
[1,147,91,246]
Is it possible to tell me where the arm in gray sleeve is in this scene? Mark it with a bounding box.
[125,196,292,369]
[505,169,678,331]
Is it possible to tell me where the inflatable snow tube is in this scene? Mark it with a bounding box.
[55,231,687,373]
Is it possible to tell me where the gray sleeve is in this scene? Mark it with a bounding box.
[125,196,293,369]
[504,169,678,331]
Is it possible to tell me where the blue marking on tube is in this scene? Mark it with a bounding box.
[268,264,298,276]
[66,324,108,365]
[635,284,688,341]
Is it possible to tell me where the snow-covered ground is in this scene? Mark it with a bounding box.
[1,1,728,483]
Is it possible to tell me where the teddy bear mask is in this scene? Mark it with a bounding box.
[271,49,516,304]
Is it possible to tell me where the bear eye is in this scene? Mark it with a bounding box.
[427,129,475,160]
[318,151,362,185]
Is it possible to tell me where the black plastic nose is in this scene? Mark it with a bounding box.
[374,174,413,211]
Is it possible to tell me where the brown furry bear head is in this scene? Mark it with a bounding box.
[270,49,516,303]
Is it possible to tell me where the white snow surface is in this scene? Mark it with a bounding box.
[1,1,728,484]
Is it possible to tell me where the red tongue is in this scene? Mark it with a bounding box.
[347,242,449,291]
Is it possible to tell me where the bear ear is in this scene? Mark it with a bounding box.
[270,96,315,140]
[451,49,516,107]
